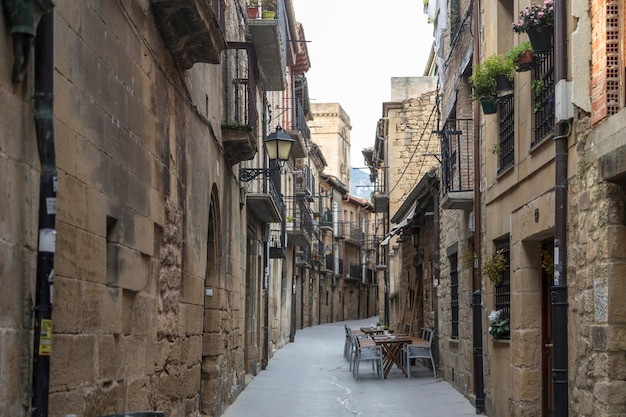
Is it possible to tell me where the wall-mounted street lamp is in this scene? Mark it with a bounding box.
[239,126,295,182]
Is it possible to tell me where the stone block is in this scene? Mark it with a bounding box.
[121,335,148,379]
[511,367,540,401]
[57,171,90,230]
[202,332,222,357]
[48,389,86,417]
[182,273,204,306]
[510,330,540,367]
[0,329,30,416]
[50,334,96,388]
[123,291,157,336]
[107,243,149,292]
[511,292,541,328]
[606,225,626,259]
[182,303,204,335]
[98,334,123,382]
[608,264,626,324]
[53,277,83,333]
[81,282,123,334]
[126,376,153,411]
[594,380,626,405]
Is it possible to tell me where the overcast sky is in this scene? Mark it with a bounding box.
[291,0,434,167]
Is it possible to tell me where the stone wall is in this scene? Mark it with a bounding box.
[0,2,253,417]
[569,110,626,417]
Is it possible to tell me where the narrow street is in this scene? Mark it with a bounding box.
[221,318,479,417]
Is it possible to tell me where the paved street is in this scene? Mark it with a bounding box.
[221,317,480,417]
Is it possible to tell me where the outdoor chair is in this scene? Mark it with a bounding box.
[404,328,436,378]
[351,333,383,381]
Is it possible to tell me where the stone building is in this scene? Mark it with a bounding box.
[0,1,313,417]
[424,0,626,415]
[363,77,439,332]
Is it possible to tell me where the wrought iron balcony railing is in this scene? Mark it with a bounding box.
[440,118,474,210]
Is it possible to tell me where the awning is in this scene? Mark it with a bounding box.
[380,202,417,247]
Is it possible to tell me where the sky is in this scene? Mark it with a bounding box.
[291,0,434,168]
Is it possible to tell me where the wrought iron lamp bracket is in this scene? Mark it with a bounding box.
[239,166,281,182]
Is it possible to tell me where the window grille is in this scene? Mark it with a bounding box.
[494,238,511,340]
[532,49,555,146]
[450,253,459,339]
[498,95,515,173]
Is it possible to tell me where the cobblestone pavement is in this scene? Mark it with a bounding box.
[221,317,481,417]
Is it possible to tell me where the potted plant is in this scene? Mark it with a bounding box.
[247,1,260,19]
[512,0,554,53]
[488,309,510,340]
[482,249,506,283]
[506,40,535,72]
[262,0,276,19]
[469,54,515,113]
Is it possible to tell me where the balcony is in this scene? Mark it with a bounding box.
[295,246,312,268]
[294,165,315,202]
[286,92,311,158]
[285,197,313,247]
[345,224,363,246]
[222,44,259,165]
[268,227,286,259]
[347,263,363,281]
[248,0,287,91]
[245,176,283,223]
[151,0,226,69]
[440,118,474,210]
[319,210,333,231]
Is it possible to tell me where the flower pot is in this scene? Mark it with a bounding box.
[480,99,498,115]
[262,10,276,19]
[495,74,513,98]
[247,6,259,19]
[515,50,535,72]
[526,26,553,53]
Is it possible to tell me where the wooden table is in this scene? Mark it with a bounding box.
[371,334,413,378]
[360,327,393,336]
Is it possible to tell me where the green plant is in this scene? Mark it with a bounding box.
[263,0,276,11]
[488,309,510,340]
[531,79,544,96]
[469,54,515,102]
[483,249,506,283]
[541,249,553,275]
[221,121,252,130]
[285,215,294,222]
[506,40,533,63]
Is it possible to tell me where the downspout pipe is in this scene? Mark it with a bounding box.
[471,0,485,412]
[31,11,56,417]
[552,0,569,415]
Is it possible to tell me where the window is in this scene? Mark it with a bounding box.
[532,47,555,146]
[450,252,459,339]
[494,238,511,339]
[498,95,515,173]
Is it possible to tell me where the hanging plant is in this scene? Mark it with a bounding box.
[483,249,506,283]
[541,249,553,275]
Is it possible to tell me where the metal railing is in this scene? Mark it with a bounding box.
[532,49,555,146]
[441,118,474,194]
[498,95,515,173]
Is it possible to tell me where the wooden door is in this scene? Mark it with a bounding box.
[541,241,554,417]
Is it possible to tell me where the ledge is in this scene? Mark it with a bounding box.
[152,0,227,69]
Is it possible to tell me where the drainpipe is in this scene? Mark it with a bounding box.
[552,0,569,415]
[471,0,486,412]
[31,11,56,417]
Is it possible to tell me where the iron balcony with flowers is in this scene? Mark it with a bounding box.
[512,0,554,34]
